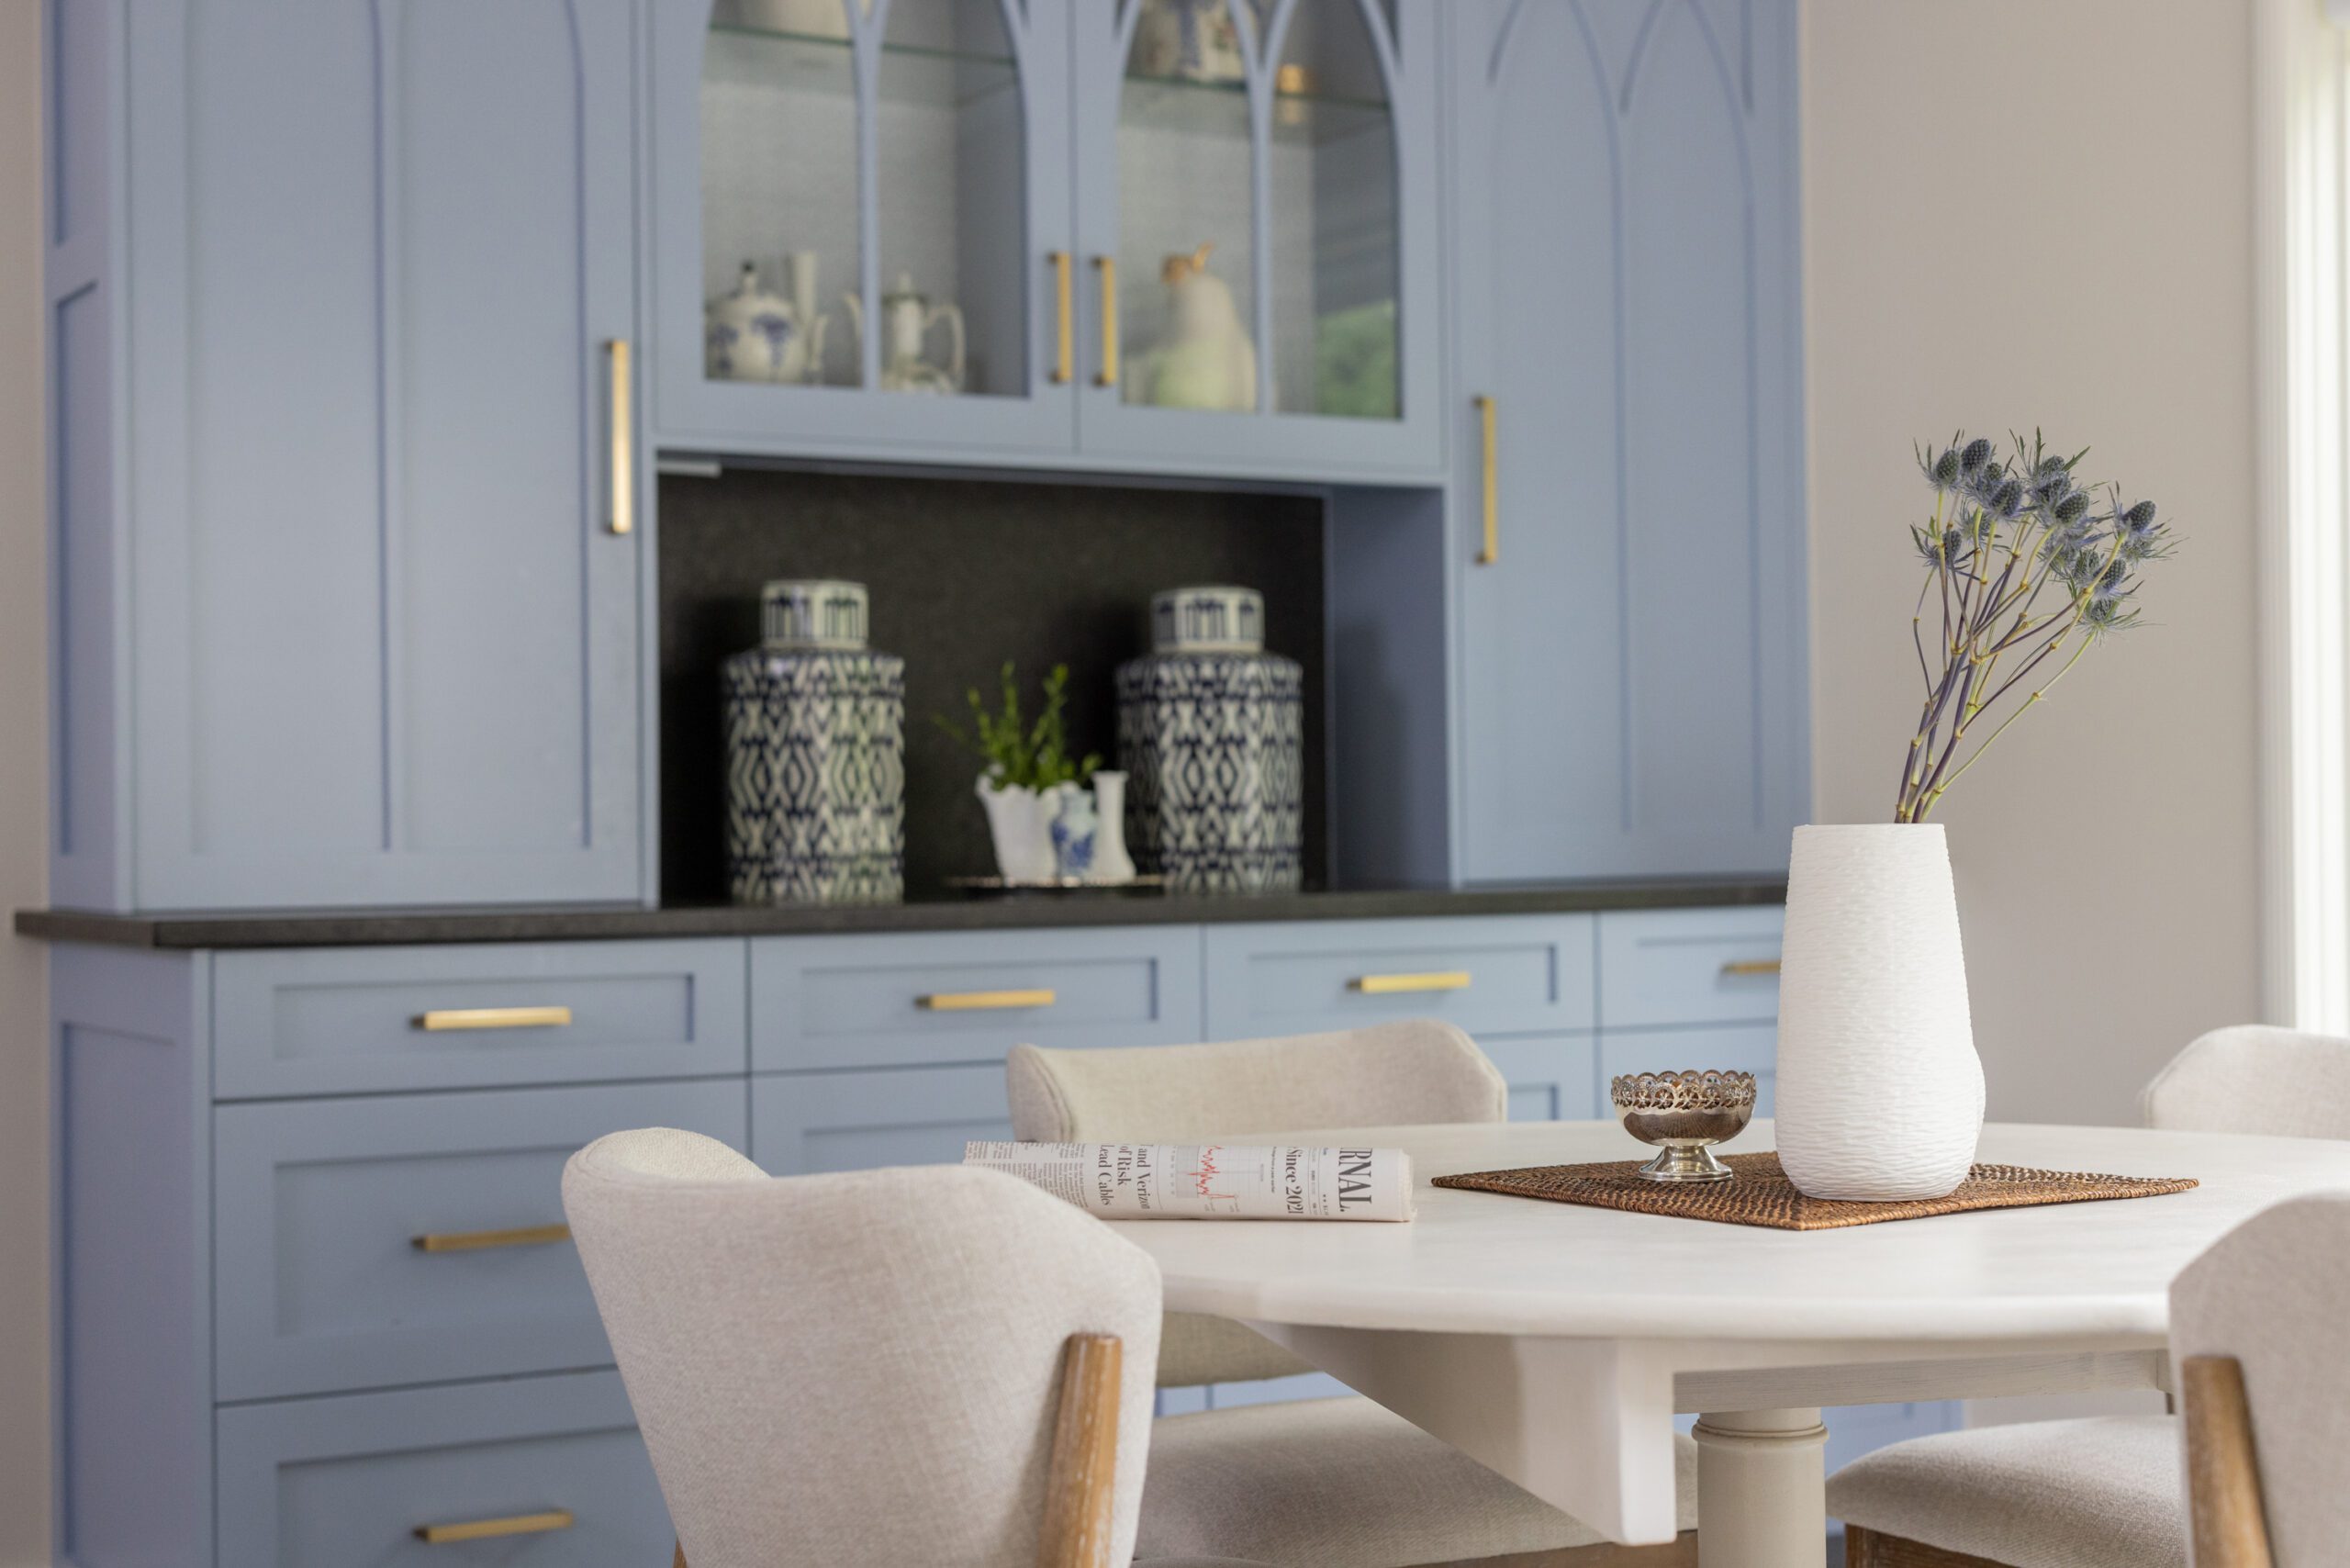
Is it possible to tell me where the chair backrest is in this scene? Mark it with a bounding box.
[1007,1018,1507,1143]
[1006,1019,1505,1386]
[2143,1026,2350,1137]
[2172,1193,2350,1564]
[563,1128,1162,1568]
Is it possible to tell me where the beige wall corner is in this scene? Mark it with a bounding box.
[1801,0,2263,1125]
[1,1,50,1562]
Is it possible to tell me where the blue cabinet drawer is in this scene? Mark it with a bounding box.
[1481,1034,1600,1123]
[214,940,749,1098]
[216,1370,672,1568]
[214,1080,747,1401]
[750,929,1203,1072]
[1599,1025,1778,1118]
[1202,917,1595,1038]
[753,1065,1013,1175]
[1596,908,1785,1029]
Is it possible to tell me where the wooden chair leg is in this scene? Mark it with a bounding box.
[1039,1332,1125,1568]
[1843,1525,2014,1566]
[2182,1354,2275,1568]
[673,1542,687,1568]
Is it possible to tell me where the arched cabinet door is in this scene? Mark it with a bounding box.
[118,0,643,908]
[1069,0,1441,481]
[1449,0,1807,882]
[650,0,1076,460]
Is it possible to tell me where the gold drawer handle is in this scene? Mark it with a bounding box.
[415,1509,576,1545]
[414,1005,574,1033]
[1092,255,1119,388]
[412,1223,572,1255]
[1720,959,1783,978]
[917,988,1058,1012]
[607,338,633,535]
[1349,971,1472,996]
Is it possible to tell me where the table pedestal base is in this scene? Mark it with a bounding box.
[1694,1407,1828,1568]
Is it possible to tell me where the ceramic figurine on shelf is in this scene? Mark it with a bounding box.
[781,250,833,385]
[706,259,829,386]
[723,580,905,906]
[1136,244,1258,412]
[1119,586,1304,894]
[842,272,965,395]
[1131,0,1247,82]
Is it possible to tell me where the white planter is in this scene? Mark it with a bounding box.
[975,779,1058,884]
[1774,823,1985,1200]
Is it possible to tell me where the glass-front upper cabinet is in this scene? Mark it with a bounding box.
[650,0,1074,457]
[1071,0,1439,478]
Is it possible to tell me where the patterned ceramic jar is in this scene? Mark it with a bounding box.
[724,580,905,905]
[1117,586,1304,894]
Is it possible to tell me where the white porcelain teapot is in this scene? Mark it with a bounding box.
[842,272,965,395]
[706,259,830,385]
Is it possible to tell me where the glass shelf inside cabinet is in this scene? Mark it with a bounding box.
[706,23,1016,109]
[1119,70,1391,147]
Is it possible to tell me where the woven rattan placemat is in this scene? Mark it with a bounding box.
[1431,1151,2198,1230]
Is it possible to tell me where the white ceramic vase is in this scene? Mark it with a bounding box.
[1774,823,1985,1200]
[976,778,1058,884]
[1087,772,1138,885]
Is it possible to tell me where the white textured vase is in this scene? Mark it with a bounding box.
[1774,823,1985,1200]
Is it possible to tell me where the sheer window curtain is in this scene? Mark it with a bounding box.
[2263,0,2350,1031]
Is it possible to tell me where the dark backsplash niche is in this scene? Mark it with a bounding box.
[659,466,1328,901]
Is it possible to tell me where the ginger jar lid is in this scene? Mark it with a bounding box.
[761,579,868,650]
[1151,585,1263,654]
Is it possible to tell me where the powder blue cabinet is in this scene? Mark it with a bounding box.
[1447,0,1808,881]
[47,0,646,912]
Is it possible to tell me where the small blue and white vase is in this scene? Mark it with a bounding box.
[1050,784,1098,879]
[723,580,904,905]
[1117,586,1304,895]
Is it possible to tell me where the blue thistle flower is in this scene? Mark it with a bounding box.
[1960,437,1994,474]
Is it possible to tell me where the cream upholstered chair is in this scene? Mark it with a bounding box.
[2142,1025,2350,1137]
[1830,1027,2350,1568]
[1007,1020,1700,1568]
[561,1126,1276,1568]
[1830,1193,2350,1568]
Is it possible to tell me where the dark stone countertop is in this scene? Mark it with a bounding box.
[14,877,1786,950]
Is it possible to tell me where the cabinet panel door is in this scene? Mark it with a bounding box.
[1596,906,1784,1030]
[1201,915,1595,1040]
[1480,1033,1600,1123]
[1450,0,1806,880]
[1068,0,1442,481]
[124,1,641,907]
[649,0,1078,461]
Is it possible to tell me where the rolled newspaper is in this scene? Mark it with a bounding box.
[963,1141,1415,1221]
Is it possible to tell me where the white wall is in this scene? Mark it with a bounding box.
[1802,0,2264,1128]
[0,3,49,1562]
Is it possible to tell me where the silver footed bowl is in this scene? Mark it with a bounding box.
[1610,1070,1757,1183]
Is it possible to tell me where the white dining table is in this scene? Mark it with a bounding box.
[1108,1119,2350,1568]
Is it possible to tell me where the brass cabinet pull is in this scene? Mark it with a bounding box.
[412,1223,573,1254]
[1049,252,1074,385]
[916,988,1058,1012]
[1720,959,1783,978]
[414,1005,574,1033]
[607,338,633,535]
[1092,256,1119,388]
[415,1509,576,1545]
[1349,971,1472,996]
[1473,394,1498,565]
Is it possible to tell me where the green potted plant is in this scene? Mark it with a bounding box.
[935,663,1115,883]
